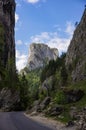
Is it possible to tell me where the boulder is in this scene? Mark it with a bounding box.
[0,88,20,111]
[29,100,41,113]
[64,89,84,103]
[70,106,77,119]
[66,121,75,127]
[28,97,51,113]
[40,97,51,110]
[41,76,54,96]
[75,108,86,130]
[47,104,64,116]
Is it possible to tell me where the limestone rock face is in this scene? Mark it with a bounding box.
[66,9,86,81]
[0,0,16,109]
[64,89,84,103]
[0,0,16,70]
[0,88,20,111]
[28,43,58,70]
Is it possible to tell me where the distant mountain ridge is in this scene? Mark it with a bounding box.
[27,43,59,70]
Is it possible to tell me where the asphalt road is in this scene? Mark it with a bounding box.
[0,112,53,130]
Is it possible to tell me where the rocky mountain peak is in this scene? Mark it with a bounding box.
[66,8,86,81]
[27,43,59,70]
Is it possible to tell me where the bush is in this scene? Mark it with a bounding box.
[40,52,67,83]
[54,90,66,104]
[61,66,68,86]
[19,73,30,110]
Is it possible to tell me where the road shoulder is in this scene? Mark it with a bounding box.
[25,112,76,130]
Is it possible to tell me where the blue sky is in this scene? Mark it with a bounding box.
[15,0,86,71]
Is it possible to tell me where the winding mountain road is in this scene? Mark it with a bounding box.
[0,112,53,130]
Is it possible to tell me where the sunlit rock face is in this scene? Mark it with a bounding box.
[66,9,86,81]
[27,43,59,70]
[0,0,16,73]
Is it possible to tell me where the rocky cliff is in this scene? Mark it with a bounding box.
[27,43,59,70]
[0,0,17,110]
[66,9,86,81]
[0,0,16,80]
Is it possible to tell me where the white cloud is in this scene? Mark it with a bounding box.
[15,13,19,23]
[26,0,39,4]
[30,22,74,54]
[15,0,21,7]
[26,0,46,4]
[16,21,74,71]
[30,32,71,54]
[47,36,70,54]
[54,24,62,32]
[31,32,50,43]
[16,2,21,7]
[65,21,75,36]
[16,50,28,71]
[16,40,23,45]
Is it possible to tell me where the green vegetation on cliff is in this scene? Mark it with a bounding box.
[26,69,41,102]
[0,23,16,89]
[21,52,86,123]
[0,23,5,88]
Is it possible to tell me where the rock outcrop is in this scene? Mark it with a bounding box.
[66,9,86,81]
[75,108,86,130]
[27,43,58,70]
[0,88,20,111]
[0,0,16,78]
[0,0,17,110]
[64,89,84,103]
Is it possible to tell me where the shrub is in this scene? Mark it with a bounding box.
[61,65,68,86]
[54,90,66,104]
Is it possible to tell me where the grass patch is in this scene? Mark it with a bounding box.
[67,80,86,107]
[57,111,72,123]
[54,80,86,123]
[68,80,86,90]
